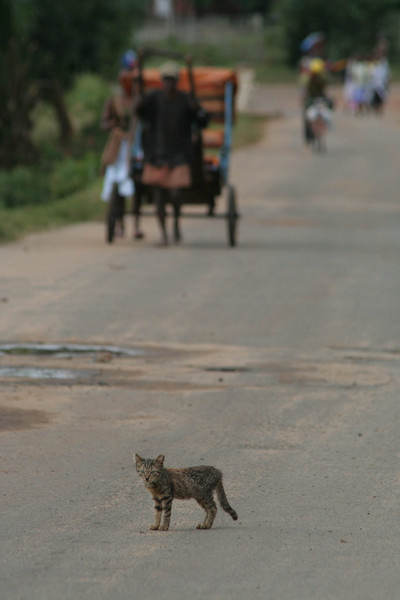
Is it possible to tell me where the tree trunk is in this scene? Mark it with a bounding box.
[0,40,39,168]
[49,78,74,142]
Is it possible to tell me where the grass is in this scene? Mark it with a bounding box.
[389,61,400,81]
[254,62,297,84]
[0,180,104,243]
[233,113,269,148]
[137,31,298,85]
[138,33,264,68]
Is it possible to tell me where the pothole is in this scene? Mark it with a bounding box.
[0,343,146,383]
[0,343,146,358]
[203,366,253,373]
[270,361,391,388]
[203,361,391,389]
[0,367,81,380]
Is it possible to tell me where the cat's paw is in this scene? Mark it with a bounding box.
[159,524,170,531]
[149,524,159,530]
[196,523,210,529]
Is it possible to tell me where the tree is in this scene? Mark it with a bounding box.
[281,0,400,64]
[0,0,145,168]
[0,1,40,167]
[193,0,271,16]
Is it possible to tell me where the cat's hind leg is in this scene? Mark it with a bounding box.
[196,495,217,529]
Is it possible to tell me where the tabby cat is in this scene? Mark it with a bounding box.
[135,453,238,531]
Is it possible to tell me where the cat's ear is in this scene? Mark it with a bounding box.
[134,453,144,467]
[155,454,165,466]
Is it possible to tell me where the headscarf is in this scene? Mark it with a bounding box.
[121,50,138,71]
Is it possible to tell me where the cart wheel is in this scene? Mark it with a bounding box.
[226,185,238,247]
[106,184,118,244]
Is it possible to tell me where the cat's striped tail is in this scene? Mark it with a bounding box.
[216,480,238,521]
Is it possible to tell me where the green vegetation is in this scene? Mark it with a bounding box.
[141,34,262,68]
[281,0,400,64]
[191,0,270,14]
[233,114,269,149]
[0,72,109,242]
[0,1,145,168]
[142,3,400,77]
[138,34,297,85]
[0,154,100,210]
[0,72,109,213]
[254,63,296,84]
[0,180,104,244]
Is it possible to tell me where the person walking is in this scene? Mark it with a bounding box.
[100,50,144,239]
[371,40,391,115]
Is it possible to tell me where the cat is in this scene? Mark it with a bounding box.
[135,453,238,531]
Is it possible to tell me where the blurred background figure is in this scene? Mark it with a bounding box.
[100,50,144,239]
[305,58,327,98]
[120,49,138,71]
[343,55,357,114]
[303,58,333,146]
[298,33,328,144]
[299,32,326,74]
[351,54,373,115]
[299,31,326,100]
[370,38,391,115]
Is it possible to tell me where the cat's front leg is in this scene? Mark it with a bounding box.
[150,497,163,530]
[159,496,173,531]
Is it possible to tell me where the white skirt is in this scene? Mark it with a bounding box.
[101,139,134,201]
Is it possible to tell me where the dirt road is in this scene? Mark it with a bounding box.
[1,84,400,599]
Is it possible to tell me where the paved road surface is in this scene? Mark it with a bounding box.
[1,84,400,599]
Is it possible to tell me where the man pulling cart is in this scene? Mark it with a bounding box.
[106,49,239,247]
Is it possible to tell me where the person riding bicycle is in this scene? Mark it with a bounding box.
[303,58,332,143]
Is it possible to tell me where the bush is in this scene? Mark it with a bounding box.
[0,152,99,210]
[0,167,50,208]
[281,0,400,65]
[0,180,104,243]
[66,73,111,130]
[49,153,99,199]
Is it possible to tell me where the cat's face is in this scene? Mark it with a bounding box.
[135,454,165,488]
